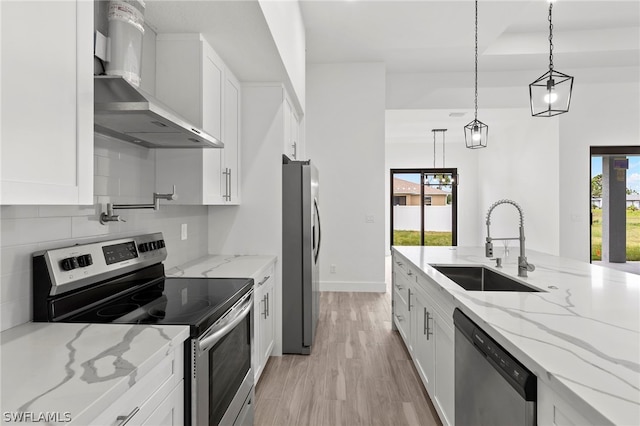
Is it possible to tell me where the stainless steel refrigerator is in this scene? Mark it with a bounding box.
[282,156,321,354]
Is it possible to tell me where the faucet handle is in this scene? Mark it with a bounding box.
[485,241,494,257]
[490,258,502,268]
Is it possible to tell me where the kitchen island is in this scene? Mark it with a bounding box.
[392,246,640,426]
[0,322,189,425]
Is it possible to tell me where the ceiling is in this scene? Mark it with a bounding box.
[300,0,640,73]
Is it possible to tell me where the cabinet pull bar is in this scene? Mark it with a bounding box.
[424,307,427,335]
[116,407,140,426]
[408,289,412,311]
[257,275,271,286]
[266,292,269,317]
[262,296,267,319]
[426,311,433,340]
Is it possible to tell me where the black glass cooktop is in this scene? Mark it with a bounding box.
[65,277,253,336]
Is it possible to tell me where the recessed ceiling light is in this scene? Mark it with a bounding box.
[449,112,466,118]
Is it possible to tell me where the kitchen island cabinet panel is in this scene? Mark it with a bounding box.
[1,0,93,205]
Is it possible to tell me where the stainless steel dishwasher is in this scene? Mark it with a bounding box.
[454,309,537,426]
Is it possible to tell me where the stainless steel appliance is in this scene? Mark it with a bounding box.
[454,309,537,426]
[282,156,321,354]
[94,76,224,149]
[32,233,253,426]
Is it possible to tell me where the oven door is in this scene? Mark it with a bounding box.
[192,290,254,426]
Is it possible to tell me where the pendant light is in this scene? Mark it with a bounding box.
[464,0,488,149]
[529,1,574,117]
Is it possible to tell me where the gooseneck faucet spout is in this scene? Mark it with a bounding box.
[485,199,535,277]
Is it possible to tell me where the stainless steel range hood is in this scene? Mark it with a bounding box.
[94,76,223,149]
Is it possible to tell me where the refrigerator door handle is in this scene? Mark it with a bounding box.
[313,198,321,264]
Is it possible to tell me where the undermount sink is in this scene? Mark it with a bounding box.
[431,265,542,292]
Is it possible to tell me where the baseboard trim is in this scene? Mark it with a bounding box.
[320,281,386,293]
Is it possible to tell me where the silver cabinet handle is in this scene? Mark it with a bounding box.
[228,168,232,201]
[408,289,412,311]
[396,261,403,266]
[262,295,267,319]
[395,283,404,290]
[292,141,297,158]
[199,294,252,352]
[423,308,427,335]
[426,311,433,340]
[257,275,270,286]
[116,407,140,426]
[407,270,413,276]
[395,314,404,322]
[266,292,269,317]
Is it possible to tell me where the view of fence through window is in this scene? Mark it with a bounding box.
[591,154,640,261]
[391,169,457,247]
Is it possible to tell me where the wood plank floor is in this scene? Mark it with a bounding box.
[255,291,442,426]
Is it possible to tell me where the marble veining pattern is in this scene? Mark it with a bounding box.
[394,246,640,426]
[166,254,277,280]
[1,322,189,425]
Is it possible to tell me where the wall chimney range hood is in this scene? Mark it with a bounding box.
[94,76,223,149]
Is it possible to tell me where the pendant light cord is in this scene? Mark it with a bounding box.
[474,0,478,121]
[548,3,554,71]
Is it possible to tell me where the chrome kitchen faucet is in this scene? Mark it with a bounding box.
[485,199,535,277]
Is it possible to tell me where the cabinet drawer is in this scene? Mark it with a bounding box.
[254,262,275,288]
[393,288,410,341]
[91,349,179,426]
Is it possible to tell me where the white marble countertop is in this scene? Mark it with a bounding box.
[166,254,277,280]
[0,322,189,425]
[393,246,640,426]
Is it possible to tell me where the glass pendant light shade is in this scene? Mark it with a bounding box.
[529,69,573,117]
[464,119,488,149]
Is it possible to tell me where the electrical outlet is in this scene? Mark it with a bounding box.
[365,215,375,223]
[181,224,188,240]
[330,264,336,274]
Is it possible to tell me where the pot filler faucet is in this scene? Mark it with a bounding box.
[485,199,535,277]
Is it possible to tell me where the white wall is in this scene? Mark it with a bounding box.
[559,78,640,261]
[307,62,386,292]
[0,135,210,332]
[476,109,560,257]
[258,0,306,113]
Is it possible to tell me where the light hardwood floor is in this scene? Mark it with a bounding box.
[255,291,442,426]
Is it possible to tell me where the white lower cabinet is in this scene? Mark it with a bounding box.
[538,380,594,426]
[253,260,276,383]
[392,253,455,426]
[91,344,184,426]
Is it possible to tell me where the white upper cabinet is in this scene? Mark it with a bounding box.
[154,34,240,205]
[1,0,93,205]
[283,96,302,160]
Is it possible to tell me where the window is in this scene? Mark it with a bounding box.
[393,196,407,206]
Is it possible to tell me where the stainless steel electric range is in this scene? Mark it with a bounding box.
[32,232,254,426]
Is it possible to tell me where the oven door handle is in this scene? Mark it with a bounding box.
[198,294,253,353]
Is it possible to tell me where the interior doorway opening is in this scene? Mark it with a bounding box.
[590,146,640,274]
[390,168,457,247]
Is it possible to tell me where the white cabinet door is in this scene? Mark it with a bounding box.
[411,290,435,395]
[434,310,455,426]
[155,34,240,206]
[254,264,275,383]
[142,381,184,426]
[222,68,241,204]
[1,0,93,205]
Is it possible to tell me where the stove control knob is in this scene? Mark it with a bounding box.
[149,241,157,250]
[77,254,93,267]
[138,243,149,253]
[61,257,79,271]
[157,239,165,249]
